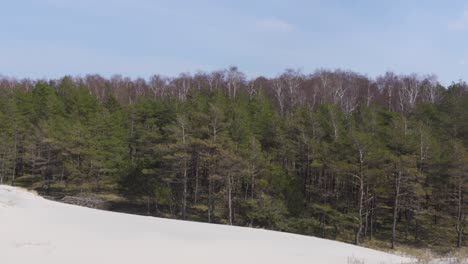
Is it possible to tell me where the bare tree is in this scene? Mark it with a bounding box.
[86,74,108,101]
[173,73,192,101]
[449,143,468,248]
[207,70,224,91]
[398,74,421,113]
[421,74,441,104]
[177,115,190,220]
[376,72,399,111]
[390,155,419,249]
[280,68,303,107]
[149,74,168,98]
[272,78,286,116]
[226,66,245,98]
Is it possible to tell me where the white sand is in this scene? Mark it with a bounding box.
[0,185,413,264]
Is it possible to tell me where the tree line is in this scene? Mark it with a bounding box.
[0,68,466,251]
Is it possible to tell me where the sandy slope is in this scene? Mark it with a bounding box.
[0,185,412,264]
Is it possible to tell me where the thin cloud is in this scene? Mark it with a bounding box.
[255,18,295,33]
[448,9,468,31]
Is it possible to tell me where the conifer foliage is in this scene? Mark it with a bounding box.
[0,70,466,250]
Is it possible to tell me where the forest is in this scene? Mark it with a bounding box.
[0,68,466,252]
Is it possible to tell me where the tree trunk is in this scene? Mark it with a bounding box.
[208,176,213,223]
[0,150,5,185]
[391,169,401,249]
[194,156,199,204]
[456,177,464,248]
[355,180,364,244]
[182,159,187,220]
[146,196,151,215]
[251,163,255,199]
[11,131,17,186]
[228,174,233,225]
[355,151,364,245]
[364,185,369,238]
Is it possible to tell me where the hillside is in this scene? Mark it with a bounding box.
[0,185,411,264]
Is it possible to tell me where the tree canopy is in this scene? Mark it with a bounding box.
[0,69,466,251]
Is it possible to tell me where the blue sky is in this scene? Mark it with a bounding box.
[1,0,468,85]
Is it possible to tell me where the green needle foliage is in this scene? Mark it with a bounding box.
[0,70,466,252]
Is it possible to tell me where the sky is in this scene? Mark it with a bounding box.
[1,0,468,85]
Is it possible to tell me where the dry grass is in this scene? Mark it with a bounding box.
[446,248,468,264]
[361,239,468,264]
[347,256,366,264]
